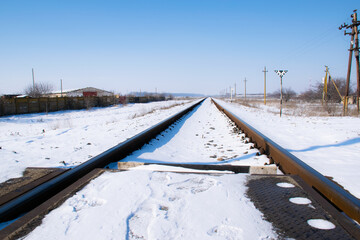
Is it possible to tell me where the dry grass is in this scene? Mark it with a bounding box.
[228,97,359,117]
[128,102,186,119]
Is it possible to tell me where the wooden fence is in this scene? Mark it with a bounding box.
[0,95,166,116]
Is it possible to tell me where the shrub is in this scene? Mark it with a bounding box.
[24,82,54,98]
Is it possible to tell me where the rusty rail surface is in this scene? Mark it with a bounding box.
[212,98,360,224]
[0,98,205,223]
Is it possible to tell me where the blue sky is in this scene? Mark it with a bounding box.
[0,0,359,95]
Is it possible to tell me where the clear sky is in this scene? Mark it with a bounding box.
[0,0,359,95]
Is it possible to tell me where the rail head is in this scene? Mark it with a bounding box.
[211,98,360,224]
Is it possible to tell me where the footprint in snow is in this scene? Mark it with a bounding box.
[127,204,155,239]
[150,172,171,183]
[168,177,217,194]
[208,224,244,239]
[70,196,106,212]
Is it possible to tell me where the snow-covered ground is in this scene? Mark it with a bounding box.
[0,100,194,183]
[217,99,360,199]
[1,97,357,239]
[108,98,269,167]
[24,170,277,239]
[7,98,280,239]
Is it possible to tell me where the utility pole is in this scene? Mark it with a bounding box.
[32,68,35,89]
[262,66,268,105]
[354,11,360,113]
[322,66,329,105]
[324,66,343,101]
[60,79,63,97]
[234,82,237,100]
[339,9,360,114]
[344,26,354,115]
[244,78,247,101]
[275,70,288,117]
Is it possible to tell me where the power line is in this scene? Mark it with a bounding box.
[278,24,340,64]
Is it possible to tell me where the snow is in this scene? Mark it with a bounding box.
[108,98,269,167]
[0,100,194,183]
[23,170,277,240]
[1,97,359,238]
[307,219,336,230]
[6,98,279,239]
[289,197,312,205]
[217,99,360,198]
[276,182,295,188]
[129,164,234,174]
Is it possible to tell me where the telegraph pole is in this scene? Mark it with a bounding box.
[32,68,35,89]
[344,26,354,115]
[354,11,360,113]
[339,9,360,114]
[275,70,288,117]
[262,66,268,105]
[244,78,247,101]
[322,66,329,105]
[60,79,63,97]
[234,82,237,100]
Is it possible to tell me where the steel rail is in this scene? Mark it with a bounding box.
[0,98,205,222]
[212,98,360,224]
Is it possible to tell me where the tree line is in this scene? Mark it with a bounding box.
[269,78,354,102]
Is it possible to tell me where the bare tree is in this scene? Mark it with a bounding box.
[283,88,297,102]
[298,88,320,101]
[298,78,352,103]
[24,82,54,97]
[326,78,348,102]
[269,88,297,102]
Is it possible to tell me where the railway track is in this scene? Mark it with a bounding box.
[0,98,359,239]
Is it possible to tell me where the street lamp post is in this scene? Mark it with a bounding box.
[274,70,288,117]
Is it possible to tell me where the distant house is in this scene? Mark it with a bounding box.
[1,94,23,99]
[47,87,114,98]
